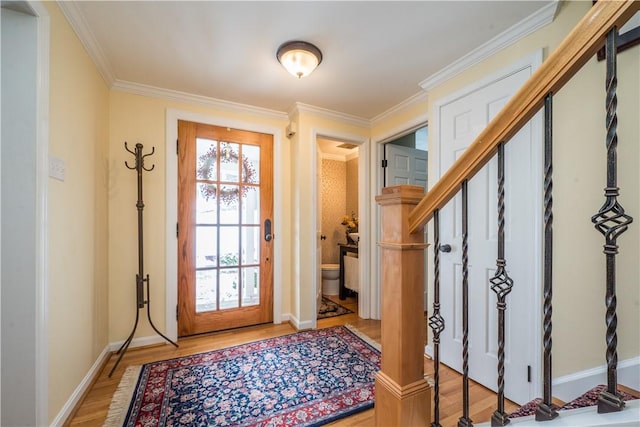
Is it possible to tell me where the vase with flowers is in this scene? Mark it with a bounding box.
[341,212,359,245]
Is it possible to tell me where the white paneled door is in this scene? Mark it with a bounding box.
[435,56,542,405]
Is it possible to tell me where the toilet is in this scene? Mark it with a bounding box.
[321,264,340,295]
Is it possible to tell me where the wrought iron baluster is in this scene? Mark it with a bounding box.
[536,94,559,421]
[591,27,633,414]
[429,209,445,427]
[458,181,473,427]
[489,143,514,427]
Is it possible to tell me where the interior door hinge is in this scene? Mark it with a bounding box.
[527,365,532,383]
[176,305,179,321]
[176,139,179,155]
[176,222,179,238]
[381,159,388,168]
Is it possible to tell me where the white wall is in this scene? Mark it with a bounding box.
[1,7,38,426]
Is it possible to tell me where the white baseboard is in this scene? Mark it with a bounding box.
[50,345,111,427]
[285,313,314,331]
[553,356,640,402]
[108,334,174,352]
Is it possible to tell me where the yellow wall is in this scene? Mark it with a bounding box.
[45,2,110,421]
[289,111,370,324]
[107,91,292,341]
[424,1,639,377]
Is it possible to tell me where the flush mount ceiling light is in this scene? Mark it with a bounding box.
[277,41,323,79]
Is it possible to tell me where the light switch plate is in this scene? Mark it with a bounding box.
[49,156,65,181]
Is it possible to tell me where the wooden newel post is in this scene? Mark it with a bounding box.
[375,185,431,426]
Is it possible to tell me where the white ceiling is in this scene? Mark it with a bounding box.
[64,1,557,120]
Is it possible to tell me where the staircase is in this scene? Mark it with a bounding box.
[374,1,640,426]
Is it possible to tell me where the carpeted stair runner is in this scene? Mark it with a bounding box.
[509,384,638,419]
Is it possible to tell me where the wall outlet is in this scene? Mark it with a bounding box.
[49,156,65,181]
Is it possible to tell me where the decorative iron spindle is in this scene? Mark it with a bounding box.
[429,209,445,427]
[489,143,514,427]
[591,28,633,414]
[536,94,559,421]
[458,181,473,427]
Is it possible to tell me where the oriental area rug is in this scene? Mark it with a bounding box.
[317,297,353,319]
[104,325,381,427]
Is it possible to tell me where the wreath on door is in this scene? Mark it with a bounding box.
[197,142,256,205]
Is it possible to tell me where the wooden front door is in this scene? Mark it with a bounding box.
[178,120,273,336]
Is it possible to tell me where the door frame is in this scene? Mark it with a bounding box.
[372,115,429,320]
[166,109,284,341]
[0,1,50,423]
[311,128,370,323]
[429,50,544,400]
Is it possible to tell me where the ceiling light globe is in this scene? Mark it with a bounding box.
[277,41,322,79]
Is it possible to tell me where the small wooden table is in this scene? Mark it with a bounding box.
[338,243,358,300]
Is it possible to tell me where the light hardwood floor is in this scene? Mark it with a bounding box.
[67,295,516,426]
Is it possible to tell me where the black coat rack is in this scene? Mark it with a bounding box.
[109,142,178,377]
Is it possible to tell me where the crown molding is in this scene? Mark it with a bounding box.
[112,80,289,122]
[289,102,370,128]
[56,1,115,86]
[419,0,559,91]
[371,90,429,127]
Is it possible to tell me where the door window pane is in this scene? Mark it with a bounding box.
[243,145,260,184]
[219,226,239,266]
[241,187,259,224]
[242,267,260,306]
[220,268,239,309]
[219,142,240,183]
[219,185,239,222]
[241,226,260,265]
[196,226,217,268]
[196,138,217,181]
[196,183,217,224]
[196,270,217,313]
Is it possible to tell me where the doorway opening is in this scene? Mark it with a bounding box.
[316,138,360,319]
[381,125,429,308]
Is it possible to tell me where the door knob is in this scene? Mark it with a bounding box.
[439,244,452,253]
[320,235,327,240]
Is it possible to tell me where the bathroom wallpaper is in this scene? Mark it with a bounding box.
[346,157,359,219]
[321,159,346,264]
[321,156,359,264]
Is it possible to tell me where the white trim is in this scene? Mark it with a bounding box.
[56,0,115,85]
[374,113,429,146]
[165,109,285,341]
[29,2,51,425]
[430,49,544,403]
[311,128,371,324]
[552,356,640,403]
[50,346,111,427]
[117,80,288,122]
[287,314,314,332]
[108,336,169,353]
[370,91,429,127]
[370,114,429,320]
[291,102,370,128]
[419,1,558,91]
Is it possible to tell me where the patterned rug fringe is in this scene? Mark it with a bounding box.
[103,365,141,427]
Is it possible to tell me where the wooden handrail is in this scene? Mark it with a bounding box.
[409,0,640,234]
